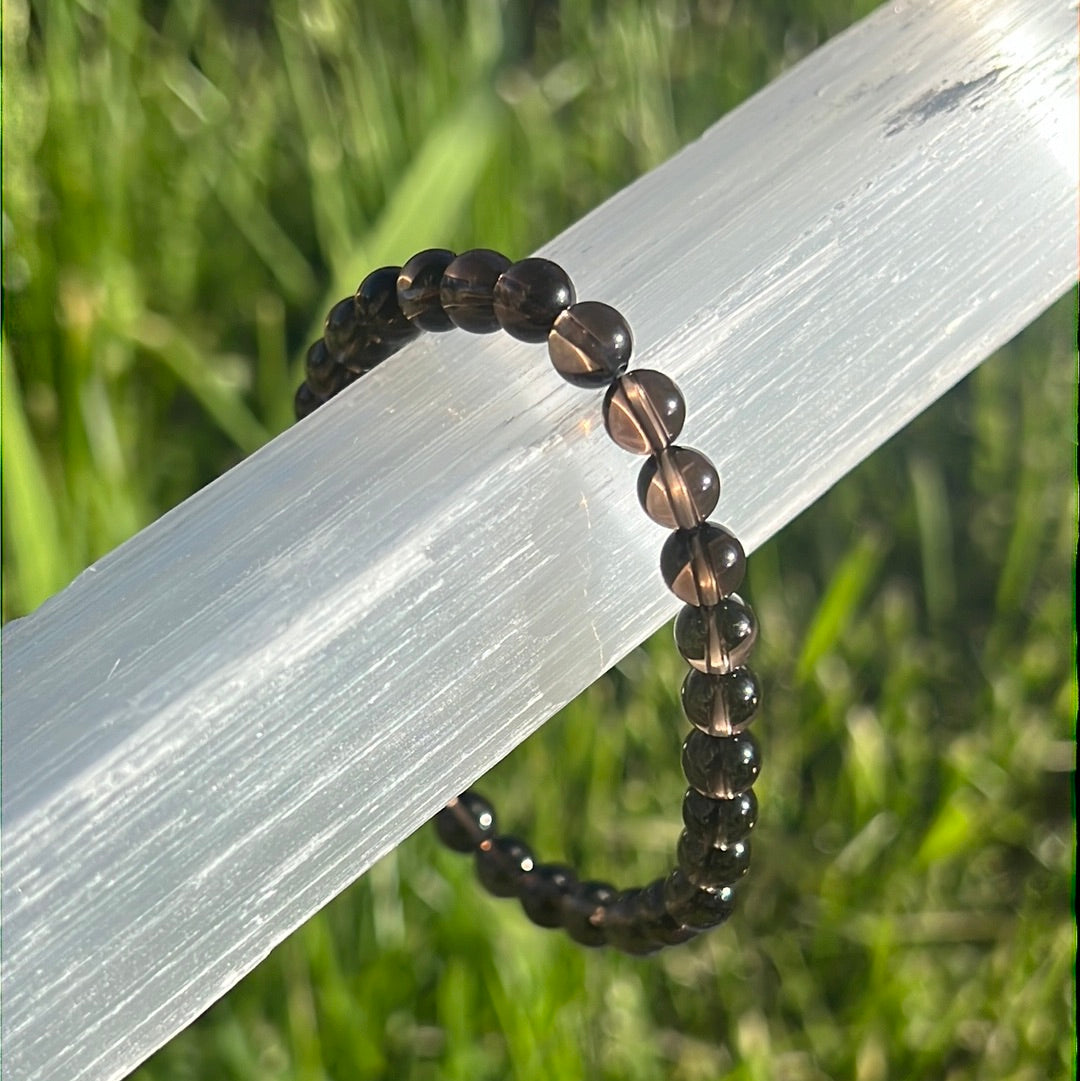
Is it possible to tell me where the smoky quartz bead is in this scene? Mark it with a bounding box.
[663,869,736,931]
[398,248,456,332]
[440,248,512,333]
[294,381,323,420]
[681,666,761,737]
[561,880,617,947]
[547,301,632,388]
[493,258,576,343]
[674,595,758,674]
[324,297,361,359]
[603,370,686,454]
[682,788,758,847]
[475,835,535,897]
[660,521,746,607]
[676,831,751,889]
[434,791,496,853]
[304,339,339,396]
[635,878,698,945]
[519,863,578,928]
[603,889,662,956]
[682,730,761,799]
[355,266,421,351]
[637,446,721,529]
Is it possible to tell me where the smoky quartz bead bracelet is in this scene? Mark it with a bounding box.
[293,249,764,955]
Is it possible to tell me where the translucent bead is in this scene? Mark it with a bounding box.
[519,863,578,929]
[635,878,698,945]
[660,521,746,606]
[561,880,617,947]
[323,296,360,360]
[682,788,758,847]
[602,370,686,454]
[682,730,761,798]
[663,868,736,931]
[338,337,400,375]
[636,446,720,529]
[676,831,751,888]
[603,889,663,956]
[355,266,421,350]
[674,594,758,674]
[294,382,323,421]
[398,248,456,332]
[680,666,761,737]
[440,248,512,333]
[304,339,339,396]
[434,791,496,853]
[547,301,631,387]
[493,258,576,343]
[475,835,535,897]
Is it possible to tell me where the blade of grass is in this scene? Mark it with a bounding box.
[1,343,71,613]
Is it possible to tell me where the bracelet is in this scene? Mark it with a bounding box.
[293,249,763,955]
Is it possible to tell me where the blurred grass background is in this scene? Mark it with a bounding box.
[2,0,1075,1078]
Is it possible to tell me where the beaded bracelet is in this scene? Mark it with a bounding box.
[293,248,763,955]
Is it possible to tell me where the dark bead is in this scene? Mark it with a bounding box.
[519,863,578,929]
[356,266,421,350]
[637,446,720,529]
[603,370,686,454]
[635,878,698,945]
[434,791,496,853]
[493,258,576,343]
[561,880,617,947]
[440,248,512,333]
[338,336,400,375]
[680,666,761,737]
[674,594,758,674]
[294,381,323,420]
[660,521,746,606]
[324,296,361,359]
[475,835,535,898]
[604,889,663,956]
[398,248,457,332]
[682,730,761,799]
[676,830,751,888]
[547,301,632,388]
[304,339,340,396]
[663,868,736,931]
[682,788,758,847]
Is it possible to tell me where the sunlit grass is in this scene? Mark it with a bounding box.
[2,0,1073,1078]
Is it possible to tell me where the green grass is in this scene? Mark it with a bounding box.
[2,1,1075,1079]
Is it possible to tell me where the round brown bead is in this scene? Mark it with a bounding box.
[294,382,323,420]
[663,869,736,931]
[674,594,758,674]
[494,258,576,343]
[561,880,617,947]
[603,889,663,956]
[475,835,535,898]
[398,248,456,332]
[676,831,751,889]
[682,730,761,799]
[660,521,746,607]
[547,301,632,388]
[355,266,420,351]
[323,296,360,360]
[602,369,686,454]
[682,788,758,848]
[434,791,497,853]
[636,446,720,529]
[304,339,339,396]
[440,248,512,333]
[680,666,761,737]
[519,863,578,929]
